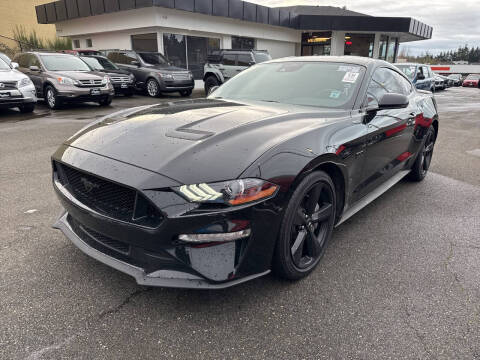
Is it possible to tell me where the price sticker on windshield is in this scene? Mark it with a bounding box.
[342,72,360,83]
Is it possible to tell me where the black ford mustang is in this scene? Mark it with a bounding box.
[52,56,438,289]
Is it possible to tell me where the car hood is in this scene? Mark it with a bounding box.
[0,69,28,81]
[50,71,103,80]
[64,99,348,185]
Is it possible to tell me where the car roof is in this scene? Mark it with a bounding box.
[28,51,75,56]
[267,55,385,67]
[394,63,426,66]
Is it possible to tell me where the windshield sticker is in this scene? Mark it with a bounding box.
[329,90,341,99]
[342,72,360,83]
[337,65,361,73]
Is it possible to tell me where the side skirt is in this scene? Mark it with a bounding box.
[336,170,410,227]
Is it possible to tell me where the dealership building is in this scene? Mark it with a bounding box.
[35,0,433,78]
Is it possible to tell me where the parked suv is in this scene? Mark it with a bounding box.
[203,49,271,94]
[14,52,114,109]
[0,58,36,113]
[394,63,436,92]
[80,55,135,96]
[448,74,463,86]
[104,50,194,97]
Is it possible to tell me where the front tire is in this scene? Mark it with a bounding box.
[274,171,336,280]
[408,125,436,182]
[204,75,220,95]
[146,78,161,97]
[45,85,62,110]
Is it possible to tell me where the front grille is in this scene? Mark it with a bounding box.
[78,79,103,87]
[110,76,130,83]
[172,73,191,81]
[0,81,17,90]
[54,162,162,228]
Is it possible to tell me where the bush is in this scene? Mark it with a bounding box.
[12,25,72,51]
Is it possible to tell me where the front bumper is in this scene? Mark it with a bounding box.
[159,79,194,92]
[51,148,282,288]
[56,84,114,102]
[112,83,134,94]
[53,211,269,289]
[0,85,37,108]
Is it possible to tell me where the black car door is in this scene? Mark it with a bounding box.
[358,67,417,197]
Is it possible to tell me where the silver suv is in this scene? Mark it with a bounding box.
[0,58,37,113]
[203,49,271,94]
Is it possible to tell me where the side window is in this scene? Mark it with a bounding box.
[28,55,41,68]
[237,53,253,66]
[422,66,430,78]
[108,52,136,65]
[366,68,409,107]
[222,54,236,66]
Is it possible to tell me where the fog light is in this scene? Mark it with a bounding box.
[178,229,251,243]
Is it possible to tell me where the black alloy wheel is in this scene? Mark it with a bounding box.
[146,78,161,97]
[274,171,336,280]
[409,125,436,181]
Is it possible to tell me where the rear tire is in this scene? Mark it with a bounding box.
[408,125,436,182]
[98,97,112,106]
[179,89,192,97]
[19,103,35,113]
[204,75,220,95]
[273,171,336,280]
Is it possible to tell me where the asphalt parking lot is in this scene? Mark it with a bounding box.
[1,87,479,359]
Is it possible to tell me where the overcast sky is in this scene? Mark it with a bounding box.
[250,0,480,56]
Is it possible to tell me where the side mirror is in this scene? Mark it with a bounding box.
[248,61,255,67]
[130,60,140,67]
[417,72,425,80]
[378,93,409,110]
[11,62,19,69]
[208,86,219,95]
[29,65,40,72]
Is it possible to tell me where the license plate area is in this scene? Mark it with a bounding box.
[90,88,101,95]
[0,92,11,98]
[121,83,128,88]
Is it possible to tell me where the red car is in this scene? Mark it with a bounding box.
[462,74,480,87]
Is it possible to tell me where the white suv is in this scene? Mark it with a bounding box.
[0,58,37,113]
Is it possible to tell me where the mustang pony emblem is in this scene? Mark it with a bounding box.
[80,177,100,193]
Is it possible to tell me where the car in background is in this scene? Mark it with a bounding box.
[203,49,272,95]
[80,55,135,96]
[0,52,12,66]
[52,56,439,289]
[462,74,480,88]
[0,58,36,113]
[13,52,114,109]
[59,50,102,56]
[437,74,453,88]
[104,50,194,98]
[394,63,436,92]
[434,75,445,91]
[448,74,463,86]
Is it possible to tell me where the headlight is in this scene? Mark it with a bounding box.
[160,73,173,80]
[174,179,278,206]
[128,73,135,83]
[18,78,33,88]
[56,76,77,85]
[102,76,110,85]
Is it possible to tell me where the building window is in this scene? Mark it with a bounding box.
[163,33,220,79]
[131,33,158,52]
[379,35,388,60]
[344,33,375,58]
[301,32,332,56]
[73,39,80,48]
[232,36,255,50]
[86,38,93,48]
[386,37,398,63]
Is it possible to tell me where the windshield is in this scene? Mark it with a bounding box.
[0,53,11,65]
[466,74,480,80]
[396,65,417,80]
[81,56,119,70]
[138,52,169,65]
[253,52,272,63]
[40,55,91,71]
[0,58,11,70]
[209,61,365,109]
